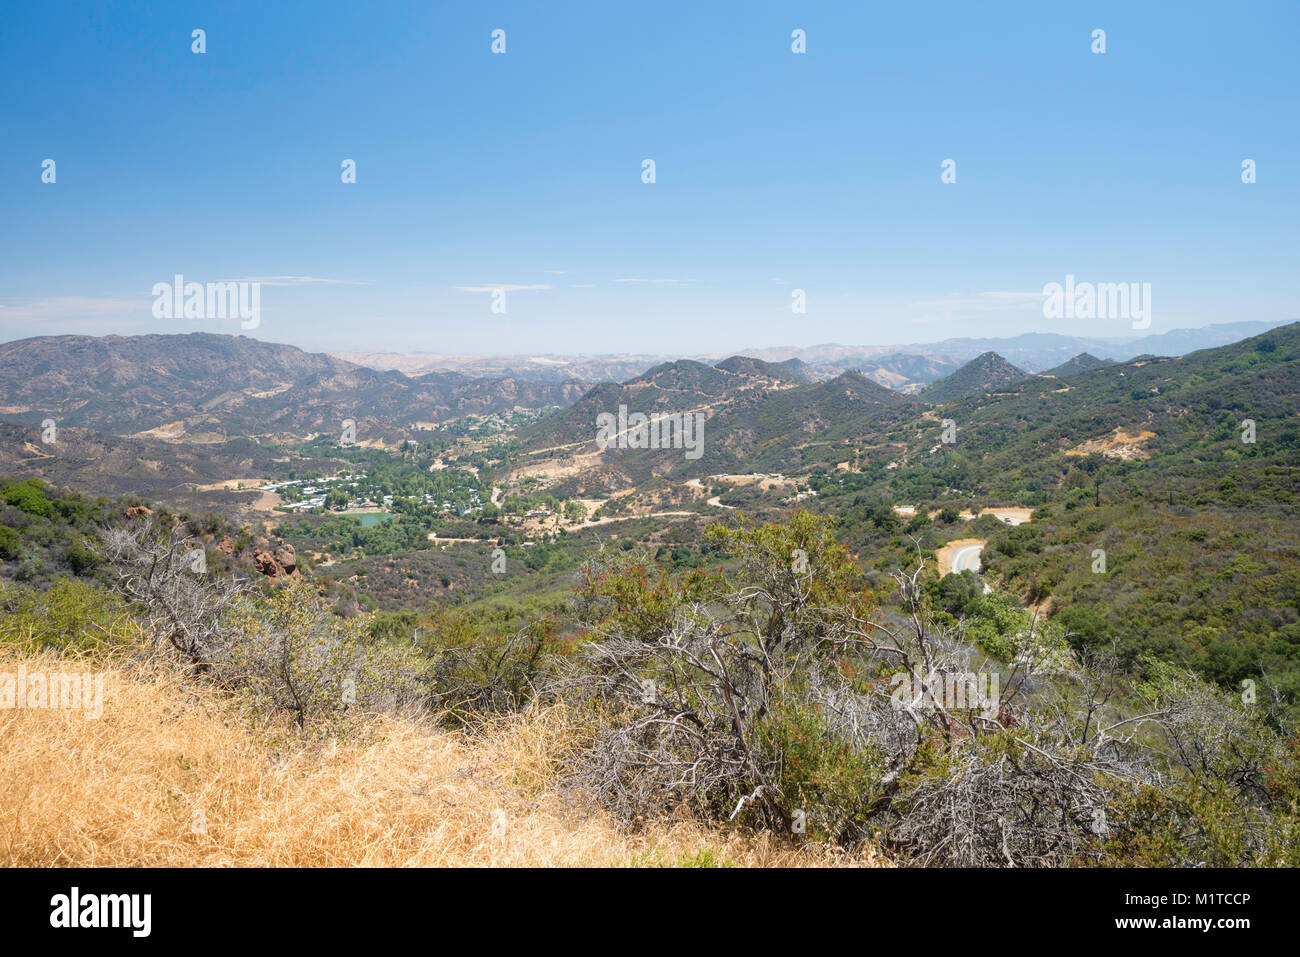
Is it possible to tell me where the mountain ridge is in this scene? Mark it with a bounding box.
[325,318,1296,386]
[0,333,587,443]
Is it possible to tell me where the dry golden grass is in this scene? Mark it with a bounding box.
[0,651,884,868]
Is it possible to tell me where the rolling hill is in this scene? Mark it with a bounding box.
[515,358,919,492]
[1044,353,1115,376]
[0,333,587,444]
[920,352,1032,403]
[881,322,1300,506]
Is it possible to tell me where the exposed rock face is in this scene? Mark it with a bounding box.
[124,505,153,519]
[251,537,297,580]
[216,535,236,555]
[273,542,297,575]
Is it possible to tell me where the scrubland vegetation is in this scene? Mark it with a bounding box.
[3,476,1297,867]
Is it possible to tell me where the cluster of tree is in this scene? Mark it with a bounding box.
[287,444,488,516]
[0,478,110,583]
[277,513,437,558]
[978,502,1300,713]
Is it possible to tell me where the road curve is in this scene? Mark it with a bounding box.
[951,542,984,573]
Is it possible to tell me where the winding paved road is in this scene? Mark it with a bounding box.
[951,542,984,574]
[950,541,995,593]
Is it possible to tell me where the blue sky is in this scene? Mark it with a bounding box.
[2,1,1297,354]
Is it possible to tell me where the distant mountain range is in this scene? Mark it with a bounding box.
[331,319,1296,391]
[513,321,1300,494]
[3,321,1296,498]
[716,319,1300,379]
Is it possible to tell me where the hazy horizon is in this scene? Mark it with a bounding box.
[2,316,1295,366]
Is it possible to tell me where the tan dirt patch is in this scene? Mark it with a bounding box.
[195,478,269,491]
[1065,428,1156,460]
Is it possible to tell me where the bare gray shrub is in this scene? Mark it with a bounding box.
[101,518,248,671]
[101,518,424,732]
[554,539,1288,865]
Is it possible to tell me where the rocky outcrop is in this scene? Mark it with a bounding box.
[273,542,297,575]
[251,537,297,580]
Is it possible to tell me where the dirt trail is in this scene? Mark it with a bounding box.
[685,477,738,510]
[566,510,700,531]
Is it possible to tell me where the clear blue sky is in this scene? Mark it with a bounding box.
[2,1,1296,354]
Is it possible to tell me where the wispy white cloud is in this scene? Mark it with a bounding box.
[220,276,369,286]
[613,278,695,285]
[543,269,568,275]
[569,283,596,288]
[454,284,551,293]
